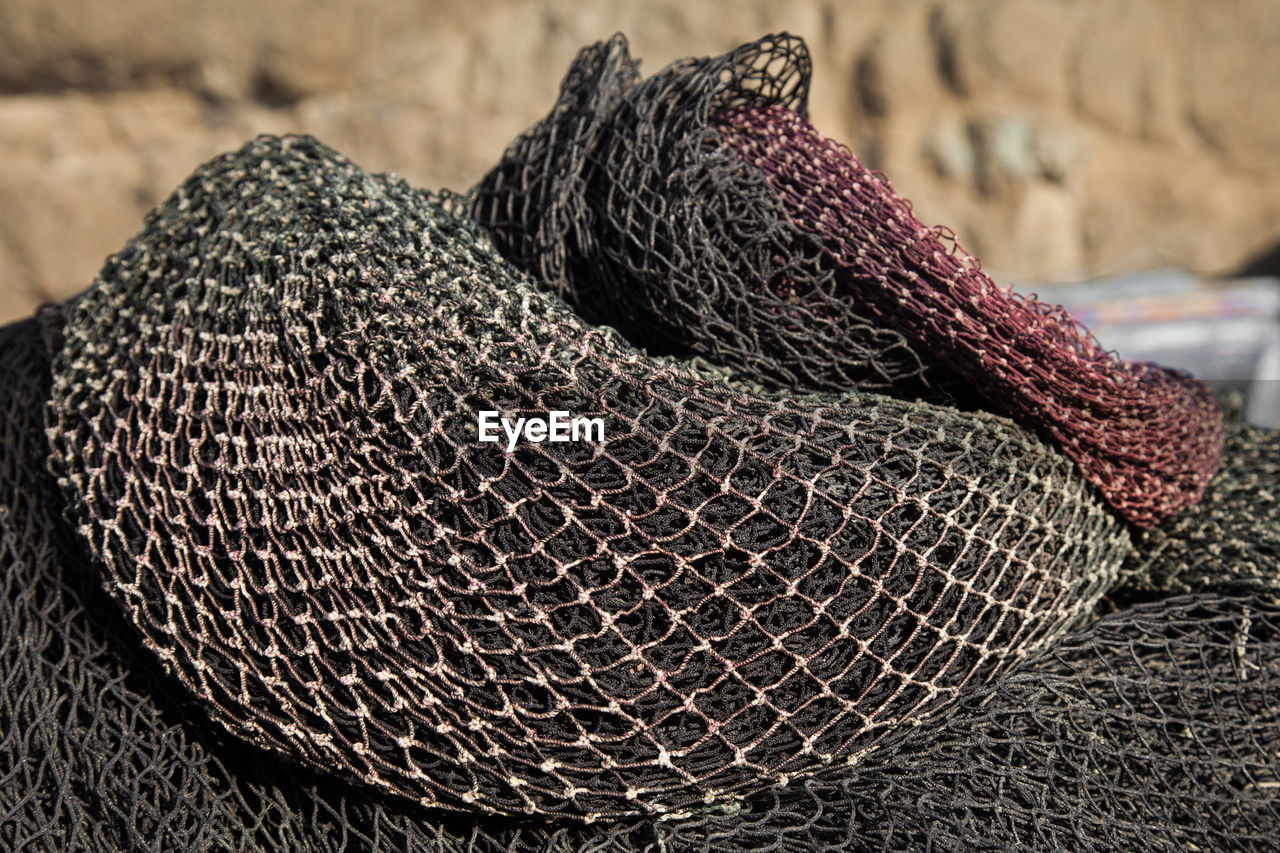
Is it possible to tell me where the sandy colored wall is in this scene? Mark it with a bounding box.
[3,0,1279,324]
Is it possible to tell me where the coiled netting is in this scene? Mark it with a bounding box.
[43,134,1127,819]
[471,34,1224,528]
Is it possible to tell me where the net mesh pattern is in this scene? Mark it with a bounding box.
[653,593,1280,852]
[5,345,1271,853]
[713,104,1224,529]
[1121,422,1280,597]
[470,35,1223,529]
[43,134,1127,819]
[471,34,964,403]
[0,313,641,852]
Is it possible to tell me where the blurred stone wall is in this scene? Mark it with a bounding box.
[3,0,1279,324]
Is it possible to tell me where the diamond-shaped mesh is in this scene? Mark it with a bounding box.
[471,34,1223,528]
[653,593,1280,852]
[471,34,961,403]
[42,134,1126,819]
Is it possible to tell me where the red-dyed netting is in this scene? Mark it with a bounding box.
[713,105,1223,528]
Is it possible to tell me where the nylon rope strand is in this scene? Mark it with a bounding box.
[470,35,1224,529]
[43,134,1126,819]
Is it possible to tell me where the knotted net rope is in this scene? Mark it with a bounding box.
[471,35,1224,528]
[43,133,1126,819]
[1121,421,1280,597]
[714,104,1224,529]
[471,34,960,402]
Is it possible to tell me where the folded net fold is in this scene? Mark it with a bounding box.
[43,134,1124,818]
[473,35,1224,527]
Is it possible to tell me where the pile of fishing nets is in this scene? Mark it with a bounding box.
[472,35,1224,529]
[1,30,1275,853]
[44,134,1125,818]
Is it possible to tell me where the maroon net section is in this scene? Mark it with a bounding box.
[712,104,1223,527]
[43,134,1126,820]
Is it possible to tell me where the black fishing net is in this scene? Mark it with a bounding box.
[652,592,1280,853]
[471,33,958,402]
[0,312,634,851]
[1122,422,1280,597]
[41,133,1127,819]
[5,330,1275,852]
[470,35,1223,528]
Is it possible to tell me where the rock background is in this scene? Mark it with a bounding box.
[2,0,1279,323]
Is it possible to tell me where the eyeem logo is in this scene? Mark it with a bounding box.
[478,411,605,451]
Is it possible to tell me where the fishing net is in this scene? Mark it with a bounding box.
[43,133,1127,820]
[653,592,1280,852]
[5,332,1273,853]
[0,312,633,852]
[471,35,1224,528]
[1121,422,1280,598]
[471,34,961,403]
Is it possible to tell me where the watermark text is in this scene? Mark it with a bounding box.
[478,411,605,451]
